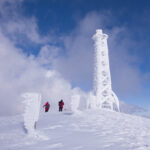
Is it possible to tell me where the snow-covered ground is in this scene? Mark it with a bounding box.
[0,109,150,150]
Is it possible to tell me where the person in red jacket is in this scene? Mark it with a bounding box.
[43,102,50,112]
[58,100,64,112]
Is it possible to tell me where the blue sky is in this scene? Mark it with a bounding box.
[22,0,150,37]
[0,0,150,115]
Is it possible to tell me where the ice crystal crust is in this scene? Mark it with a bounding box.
[92,29,120,111]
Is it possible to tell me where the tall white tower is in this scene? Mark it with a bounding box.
[92,29,120,111]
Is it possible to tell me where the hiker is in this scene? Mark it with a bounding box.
[58,100,64,112]
[43,101,50,112]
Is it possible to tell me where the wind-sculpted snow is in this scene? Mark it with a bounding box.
[0,110,150,150]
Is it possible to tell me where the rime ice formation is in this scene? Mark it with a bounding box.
[87,92,97,109]
[92,29,120,111]
[71,95,80,113]
[22,93,41,134]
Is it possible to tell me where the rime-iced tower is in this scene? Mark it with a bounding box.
[92,29,120,111]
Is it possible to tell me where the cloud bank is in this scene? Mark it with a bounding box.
[0,31,87,115]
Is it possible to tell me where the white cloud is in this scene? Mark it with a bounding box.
[106,27,144,96]
[3,17,49,44]
[0,0,50,44]
[0,30,87,115]
[0,1,70,115]
[37,45,60,66]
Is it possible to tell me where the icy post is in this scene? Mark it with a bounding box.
[71,95,80,113]
[92,29,120,111]
[22,93,41,135]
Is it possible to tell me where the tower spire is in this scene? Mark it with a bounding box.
[92,29,120,111]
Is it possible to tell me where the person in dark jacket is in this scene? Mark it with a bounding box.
[43,102,50,112]
[58,100,64,112]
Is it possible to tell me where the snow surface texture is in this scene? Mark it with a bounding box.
[22,93,41,135]
[0,109,150,150]
[92,29,120,111]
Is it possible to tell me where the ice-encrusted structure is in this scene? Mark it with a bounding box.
[71,95,80,113]
[22,93,41,134]
[92,29,120,111]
